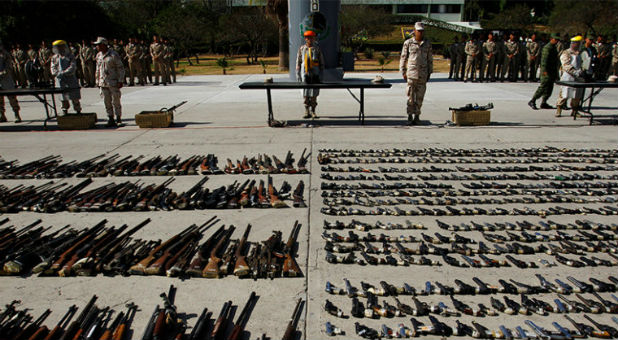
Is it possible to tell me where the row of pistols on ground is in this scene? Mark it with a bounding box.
[1,285,304,340]
[0,176,306,213]
[0,217,302,279]
[0,150,310,179]
[315,147,618,165]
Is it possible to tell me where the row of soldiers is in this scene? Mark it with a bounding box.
[2,35,177,89]
[447,32,617,83]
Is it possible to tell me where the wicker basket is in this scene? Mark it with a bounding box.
[451,110,491,126]
[57,113,97,130]
[135,111,174,128]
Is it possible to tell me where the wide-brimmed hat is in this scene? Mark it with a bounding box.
[93,37,108,45]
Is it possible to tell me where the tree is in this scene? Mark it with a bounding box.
[340,5,393,58]
[219,7,277,65]
[549,0,618,37]
[266,0,289,71]
[482,4,533,31]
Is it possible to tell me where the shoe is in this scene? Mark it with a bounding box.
[528,100,538,110]
[14,118,22,123]
[106,118,117,127]
[116,118,124,126]
[311,110,319,119]
[555,105,562,117]
[0,115,8,122]
[303,108,311,119]
[413,114,420,124]
[153,83,159,86]
[540,103,553,109]
[129,83,135,87]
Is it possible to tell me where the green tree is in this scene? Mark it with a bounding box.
[340,5,393,57]
[482,4,533,31]
[266,0,289,70]
[549,0,618,37]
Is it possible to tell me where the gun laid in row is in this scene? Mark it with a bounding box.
[0,150,311,179]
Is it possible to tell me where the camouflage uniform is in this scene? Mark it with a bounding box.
[141,41,152,83]
[150,40,168,85]
[50,46,82,114]
[531,41,559,107]
[556,47,584,117]
[296,44,324,116]
[80,43,96,87]
[456,40,465,80]
[495,38,505,81]
[38,44,53,84]
[125,41,144,86]
[464,39,479,82]
[612,42,618,76]
[165,43,176,83]
[595,40,611,79]
[526,39,541,81]
[0,46,21,122]
[482,39,498,81]
[399,36,433,121]
[503,38,519,82]
[12,46,27,87]
[96,47,125,122]
[448,42,457,79]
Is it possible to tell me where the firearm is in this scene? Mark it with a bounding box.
[186,226,226,277]
[40,305,76,340]
[281,298,303,340]
[57,295,97,340]
[297,148,310,173]
[98,311,123,340]
[174,177,208,210]
[203,226,235,278]
[134,178,175,211]
[152,285,177,340]
[584,314,618,338]
[292,181,306,208]
[268,176,287,208]
[59,225,125,277]
[210,301,231,340]
[140,305,159,340]
[282,221,301,277]
[233,224,252,277]
[188,308,211,340]
[111,303,137,340]
[93,218,151,274]
[228,292,258,340]
[227,179,250,209]
[11,308,51,340]
[47,220,107,275]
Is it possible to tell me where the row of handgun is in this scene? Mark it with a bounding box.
[321,172,618,181]
[317,147,618,158]
[0,286,305,340]
[320,205,618,217]
[320,164,618,173]
[0,218,302,279]
[321,181,618,191]
[321,188,617,198]
[0,176,306,213]
[323,219,616,232]
[0,150,310,179]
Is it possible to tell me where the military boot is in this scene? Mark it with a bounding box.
[14,111,22,123]
[0,112,7,123]
[106,116,117,127]
[303,106,311,119]
[555,105,562,117]
[311,106,319,119]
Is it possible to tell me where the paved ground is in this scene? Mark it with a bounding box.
[1,72,617,339]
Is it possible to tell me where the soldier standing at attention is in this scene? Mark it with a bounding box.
[125,38,143,86]
[495,33,506,82]
[93,37,125,127]
[526,33,541,82]
[0,40,22,123]
[296,30,324,119]
[150,35,167,86]
[456,36,466,81]
[399,22,433,125]
[140,40,152,84]
[50,40,81,115]
[164,39,176,83]
[556,36,585,118]
[464,35,479,82]
[482,32,498,82]
[594,35,610,79]
[38,41,52,86]
[12,43,27,88]
[448,37,458,79]
[528,33,560,110]
[80,40,96,87]
[611,37,618,76]
[504,33,519,82]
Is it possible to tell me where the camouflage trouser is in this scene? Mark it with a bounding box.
[531,76,555,103]
[612,61,618,76]
[61,99,81,113]
[128,60,143,85]
[83,61,95,86]
[556,88,581,115]
[464,57,476,81]
[527,58,539,80]
[0,95,20,115]
[153,59,168,84]
[406,79,427,117]
[304,96,317,110]
[100,86,122,119]
[168,59,176,83]
[484,56,496,80]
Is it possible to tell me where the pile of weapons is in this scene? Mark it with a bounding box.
[0,149,310,179]
[0,296,137,340]
[0,176,306,213]
[320,164,618,173]
[322,172,618,181]
[0,218,302,279]
[323,279,618,339]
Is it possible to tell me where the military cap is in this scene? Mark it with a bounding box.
[550,33,560,39]
[93,36,108,45]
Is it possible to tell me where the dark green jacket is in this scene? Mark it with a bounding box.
[540,42,559,79]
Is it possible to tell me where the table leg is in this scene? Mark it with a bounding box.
[266,88,274,126]
[588,87,594,125]
[359,88,365,125]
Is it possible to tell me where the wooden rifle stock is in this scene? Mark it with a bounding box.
[49,220,107,273]
[283,222,302,277]
[233,224,252,277]
[129,223,196,275]
[203,226,235,278]
[151,310,166,340]
[210,301,231,340]
[186,226,226,276]
[268,175,287,208]
[98,311,124,340]
[112,303,137,340]
[42,305,77,340]
[282,298,303,340]
[228,292,257,340]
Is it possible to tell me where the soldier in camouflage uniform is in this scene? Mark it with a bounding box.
[448,37,458,79]
[503,33,519,82]
[150,35,168,86]
[140,40,152,84]
[456,36,466,81]
[529,33,560,110]
[526,33,541,82]
[125,38,144,86]
[482,33,498,82]
[399,22,432,125]
[112,39,128,85]
[12,44,27,88]
[464,35,479,82]
[38,41,53,86]
[80,40,96,87]
[164,39,176,83]
[612,37,618,76]
[595,35,611,80]
[0,40,22,122]
[495,34,506,82]
[556,36,585,117]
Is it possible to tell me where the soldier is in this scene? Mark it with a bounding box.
[495,33,506,82]
[610,39,618,75]
[150,35,168,86]
[125,38,144,86]
[80,40,96,87]
[594,35,611,80]
[476,35,485,82]
[482,32,498,82]
[456,36,466,81]
[140,40,152,84]
[50,40,81,115]
[399,22,433,125]
[526,33,541,82]
[164,39,176,83]
[25,44,41,87]
[12,43,28,88]
[503,33,520,82]
[0,40,22,123]
[447,37,458,79]
[581,35,598,78]
[519,36,528,81]
[70,42,85,87]
[112,39,128,84]
[464,35,479,82]
[296,30,324,119]
[556,34,567,55]
[556,35,585,117]
[38,41,53,86]
[528,33,560,110]
[94,37,125,127]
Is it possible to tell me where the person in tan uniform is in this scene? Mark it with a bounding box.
[125,38,143,86]
[140,40,152,84]
[399,22,433,125]
[526,33,541,81]
[0,40,22,123]
[464,35,479,82]
[295,30,324,119]
[503,33,519,82]
[612,38,618,76]
[482,33,498,82]
[556,35,584,117]
[94,37,125,127]
[38,41,53,86]
[150,35,168,86]
[80,40,96,87]
[595,35,611,79]
[12,44,27,88]
[164,39,176,83]
[456,36,466,81]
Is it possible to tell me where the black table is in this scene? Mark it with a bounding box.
[239,81,392,126]
[0,87,67,128]
[554,81,618,125]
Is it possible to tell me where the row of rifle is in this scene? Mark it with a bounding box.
[321,181,618,191]
[0,176,306,213]
[318,156,618,165]
[321,172,618,181]
[0,150,310,179]
[321,188,618,198]
[0,287,306,340]
[316,147,618,158]
[320,164,618,173]
[0,217,302,279]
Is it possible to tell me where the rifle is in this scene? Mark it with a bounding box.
[281,298,303,340]
[188,308,211,340]
[186,225,226,277]
[268,176,287,208]
[210,301,231,340]
[283,151,295,174]
[228,292,258,340]
[226,179,250,209]
[111,303,137,340]
[11,308,51,340]
[59,225,125,276]
[41,305,76,340]
[292,181,306,208]
[47,220,107,275]
[58,295,97,340]
[282,221,301,277]
[93,218,151,274]
[134,177,175,211]
[233,224,252,277]
[203,226,235,278]
[297,148,310,173]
